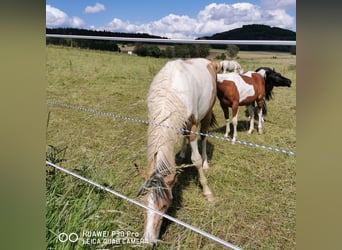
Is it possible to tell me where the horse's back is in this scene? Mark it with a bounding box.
[154,58,216,120]
[217,73,256,103]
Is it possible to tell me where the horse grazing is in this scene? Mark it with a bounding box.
[138,58,217,244]
[220,60,244,74]
[216,67,291,142]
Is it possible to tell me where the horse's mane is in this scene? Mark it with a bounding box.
[147,61,188,166]
[255,67,274,101]
[139,61,188,202]
[137,170,173,206]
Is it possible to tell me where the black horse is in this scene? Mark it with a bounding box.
[246,67,292,129]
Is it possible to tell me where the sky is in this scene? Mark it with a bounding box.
[46,0,296,39]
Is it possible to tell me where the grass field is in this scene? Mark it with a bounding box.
[46,45,296,249]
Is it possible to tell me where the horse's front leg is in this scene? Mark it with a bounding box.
[231,103,239,144]
[189,124,213,201]
[257,107,263,134]
[256,99,264,134]
[179,135,188,159]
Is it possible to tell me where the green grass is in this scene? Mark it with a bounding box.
[46,45,296,249]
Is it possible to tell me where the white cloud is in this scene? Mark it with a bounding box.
[46,5,84,28]
[84,3,106,14]
[103,2,295,39]
[106,18,137,33]
[46,2,295,39]
[261,0,296,10]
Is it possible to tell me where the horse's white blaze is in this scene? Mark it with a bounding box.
[217,73,255,103]
[144,193,157,242]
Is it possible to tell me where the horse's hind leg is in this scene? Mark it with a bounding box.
[189,124,202,167]
[220,102,230,138]
[200,112,212,171]
[231,103,239,143]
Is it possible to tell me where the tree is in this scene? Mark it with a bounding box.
[174,45,190,58]
[165,46,174,58]
[133,43,148,56]
[226,44,240,59]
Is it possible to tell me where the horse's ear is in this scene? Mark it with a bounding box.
[134,163,148,180]
[209,61,221,74]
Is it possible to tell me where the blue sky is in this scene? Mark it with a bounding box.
[46,0,296,39]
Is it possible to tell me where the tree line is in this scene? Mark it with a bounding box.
[46,26,295,57]
[133,43,210,58]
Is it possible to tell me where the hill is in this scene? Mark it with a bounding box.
[46,25,296,53]
[199,24,296,52]
[46,28,168,52]
[46,27,167,39]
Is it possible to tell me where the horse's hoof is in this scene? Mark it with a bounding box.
[202,161,209,171]
[205,193,214,202]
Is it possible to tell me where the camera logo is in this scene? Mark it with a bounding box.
[58,232,79,243]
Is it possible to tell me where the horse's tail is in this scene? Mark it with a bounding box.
[262,98,267,115]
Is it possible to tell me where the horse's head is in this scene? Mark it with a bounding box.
[210,60,222,73]
[256,67,292,87]
[138,171,176,245]
[256,67,292,100]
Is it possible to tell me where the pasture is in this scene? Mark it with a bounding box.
[46,45,296,249]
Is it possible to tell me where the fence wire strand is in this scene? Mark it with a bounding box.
[46,160,243,250]
[47,100,296,156]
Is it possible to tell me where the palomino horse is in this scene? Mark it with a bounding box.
[138,58,218,244]
[216,67,291,142]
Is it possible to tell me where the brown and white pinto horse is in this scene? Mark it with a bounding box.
[216,67,291,142]
[138,58,218,244]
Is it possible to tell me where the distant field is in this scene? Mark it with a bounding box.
[46,45,296,250]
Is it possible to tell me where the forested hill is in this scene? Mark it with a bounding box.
[198,24,296,51]
[46,25,296,52]
[46,28,167,39]
[200,24,295,40]
[46,28,168,52]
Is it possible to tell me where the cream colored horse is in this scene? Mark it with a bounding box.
[138,58,218,244]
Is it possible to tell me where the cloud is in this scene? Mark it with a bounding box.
[46,2,295,39]
[261,0,296,10]
[46,5,84,28]
[84,3,106,14]
[103,2,295,38]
